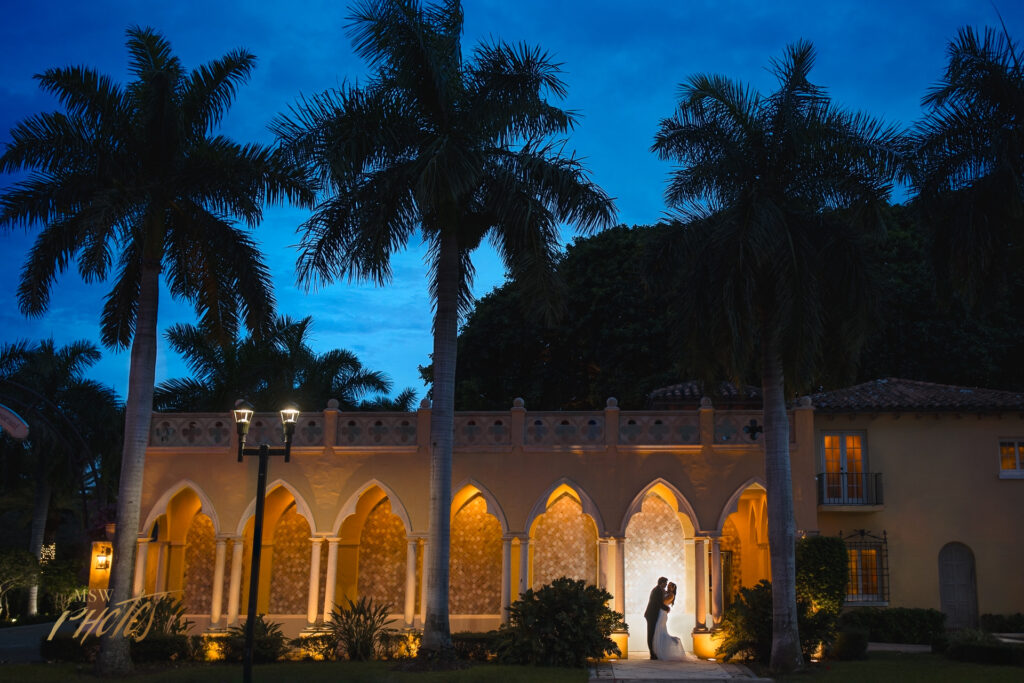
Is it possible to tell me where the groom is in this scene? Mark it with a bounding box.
[644,576,670,659]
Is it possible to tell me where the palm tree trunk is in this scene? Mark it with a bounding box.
[420,229,458,657]
[27,453,50,616]
[95,260,160,676]
[762,341,803,673]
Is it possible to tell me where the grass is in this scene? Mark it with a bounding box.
[0,661,588,683]
[774,651,1023,682]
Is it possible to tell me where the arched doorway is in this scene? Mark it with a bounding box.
[450,485,503,617]
[939,542,978,629]
[530,484,600,589]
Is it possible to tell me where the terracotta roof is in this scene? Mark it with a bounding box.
[648,381,762,408]
[809,378,1024,413]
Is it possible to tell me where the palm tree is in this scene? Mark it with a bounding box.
[273,0,615,656]
[652,42,902,673]
[155,315,402,411]
[0,339,120,616]
[0,27,312,673]
[912,25,1024,304]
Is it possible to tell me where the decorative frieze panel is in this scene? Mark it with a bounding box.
[525,414,604,446]
[150,416,232,447]
[454,415,511,447]
[293,416,325,447]
[714,412,762,444]
[337,414,417,447]
[619,413,700,445]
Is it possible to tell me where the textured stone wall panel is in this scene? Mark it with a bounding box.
[183,514,215,614]
[357,499,407,611]
[269,506,312,614]
[450,496,501,614]
[624,495,688,641]
[532,494,597,588]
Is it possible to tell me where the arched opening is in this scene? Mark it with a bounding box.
[529,484,599,589]
[450,485,502,616]
[333,484,409,616]
[623,482,696,652]
[181,512,216,615]
[720,484,770,606]
[939,542,978,629]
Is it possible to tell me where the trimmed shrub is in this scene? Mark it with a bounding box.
[326,596,395,661]
[946,631,1024,667]
[452,631,500,661]
[223,614,288,663]
[496,576,625,668]
[981,613,1024,633]
[828,628,869,660]
[380,629,420,660]
[39,633,98,662]
[130,634,190,662]
[838,607,946,644]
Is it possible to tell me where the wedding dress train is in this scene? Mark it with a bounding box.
[652,609,697,661]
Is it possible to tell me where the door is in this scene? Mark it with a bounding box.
[823,433,865,503]
[939,542,978,629]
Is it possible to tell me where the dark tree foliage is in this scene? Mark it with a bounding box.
[451,225,685,410]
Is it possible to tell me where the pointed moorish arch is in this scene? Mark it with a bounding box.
[619,478,701,536]
[234,479,317,536]
[715,477,767,533]
[142,479,221,537]
[452,478,509,535]
[524,477,605,535]
[332,479,412,536]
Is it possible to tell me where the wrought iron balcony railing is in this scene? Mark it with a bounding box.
[816,472,883,506]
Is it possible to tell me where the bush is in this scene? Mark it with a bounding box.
[946,630,1024,666]
[452,631,500,661]
[146,594,193,636]
[130,634,190,662]
[981,613,1024,633]
[496,576,625,668]
[326,596,395,661]
[838,607,946,644]
[39,633,98,662]
[380,629,420,660]
[223,614,288,663]
[290,633,338,661]
[828,628,869,660]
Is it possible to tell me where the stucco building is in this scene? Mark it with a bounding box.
[102,378,1023,655]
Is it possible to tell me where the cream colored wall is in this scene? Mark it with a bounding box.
[813,412,1024,616]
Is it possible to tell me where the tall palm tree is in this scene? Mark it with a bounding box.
[273,0,615,656]
[0,27,312,673]
[652,42,902,673]
[0,339,120,616]
[912,25,1024,304]
[155,315,401,411]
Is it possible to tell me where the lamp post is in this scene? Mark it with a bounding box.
[233,400,299,683]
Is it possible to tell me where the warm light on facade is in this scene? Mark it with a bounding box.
[94,546,111,570]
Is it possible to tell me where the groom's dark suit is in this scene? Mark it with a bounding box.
[644,583,669,658]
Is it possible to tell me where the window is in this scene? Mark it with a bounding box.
[820,432,870,504]
[843,530,888,603]
[999,440,1024,479]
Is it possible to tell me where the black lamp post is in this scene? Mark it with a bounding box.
[233,399,299,683]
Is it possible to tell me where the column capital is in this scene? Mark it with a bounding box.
[407,533,428,541]
[697,531,722,539]
[136,536,151,544]
[308,536,325,544]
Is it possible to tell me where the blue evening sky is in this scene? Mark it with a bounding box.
[1,1,1021,407]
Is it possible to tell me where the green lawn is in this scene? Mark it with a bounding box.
[774,652,1023,683]
[0,661,587,683]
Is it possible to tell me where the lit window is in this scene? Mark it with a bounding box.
[999,440,1024,479]
[843,530,888,603]
[819,432,878,504]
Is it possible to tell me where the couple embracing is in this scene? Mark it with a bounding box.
[644,576,695,661]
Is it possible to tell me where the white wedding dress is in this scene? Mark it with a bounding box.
[652,609,696,661]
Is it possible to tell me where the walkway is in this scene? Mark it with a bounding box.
[590,652,771,682]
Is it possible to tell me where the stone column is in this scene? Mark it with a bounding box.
[694,537,707,630]
[322,538,339,621]
[133,538,149,597]
[500,536,512,623]
[306,537,323,627]
[597,538,609,591]
[210,538,227,628]
[418,539,429,625]
[710,536,723,629]
[226,537,244,626]
[404,539,418,627]
[517,536,530,596]
[154,542,168,593]
[614,537,626,616]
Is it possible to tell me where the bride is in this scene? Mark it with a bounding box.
[653,582,696,661]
